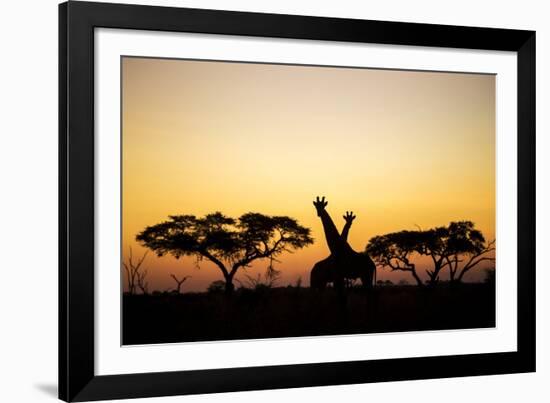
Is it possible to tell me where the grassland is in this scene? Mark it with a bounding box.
[122,282,495,345]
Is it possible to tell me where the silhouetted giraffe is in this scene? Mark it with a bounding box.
[310,211,355,289]
[311,197,376,291]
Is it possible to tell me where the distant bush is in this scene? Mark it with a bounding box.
[207,280,226,293]
[376,280,394,287]
[398,279,410,286]
[484,268,496,284]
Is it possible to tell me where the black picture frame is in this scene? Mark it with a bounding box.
[59,1,536,401]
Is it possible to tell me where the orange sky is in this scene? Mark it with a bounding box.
[122,57,495,292]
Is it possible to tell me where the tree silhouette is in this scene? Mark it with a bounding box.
[122,247,149,295]
[366,231,424,286]
[366,221,495,286]
[444,221,495,283]
[169,274,191,294]
[136,212,313,294]
[136,270,149,295]
[416,226,452,285]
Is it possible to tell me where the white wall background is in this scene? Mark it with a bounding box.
[0,0,547,402]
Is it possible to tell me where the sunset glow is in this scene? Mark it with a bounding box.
[122,57,495,292]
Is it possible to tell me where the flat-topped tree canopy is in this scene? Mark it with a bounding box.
[136,211,313,293]
[366,221,495,286]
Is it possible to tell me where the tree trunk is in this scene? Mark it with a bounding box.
[411,270,424,287]
[224,275,235,294]
[426,263,442,286]
[449,272,462,286]
[427,276,438,286]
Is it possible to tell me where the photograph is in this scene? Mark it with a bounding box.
[121,56,497,345]
[49,1,539,400]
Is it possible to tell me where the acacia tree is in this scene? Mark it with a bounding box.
[366,230,424,286]
[366,221,495,286]
[136,212,313,294]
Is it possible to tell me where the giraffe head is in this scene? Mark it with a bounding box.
[313,196,328,217]
[343,211,356,225]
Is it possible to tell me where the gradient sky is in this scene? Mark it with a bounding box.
[122,57,495,292]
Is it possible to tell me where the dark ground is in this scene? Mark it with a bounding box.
[122,283,495,345]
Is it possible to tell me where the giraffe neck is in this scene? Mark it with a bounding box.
[318,209,345,255]
[341,221,352,242]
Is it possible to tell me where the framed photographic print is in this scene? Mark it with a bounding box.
[59,1,535,401]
